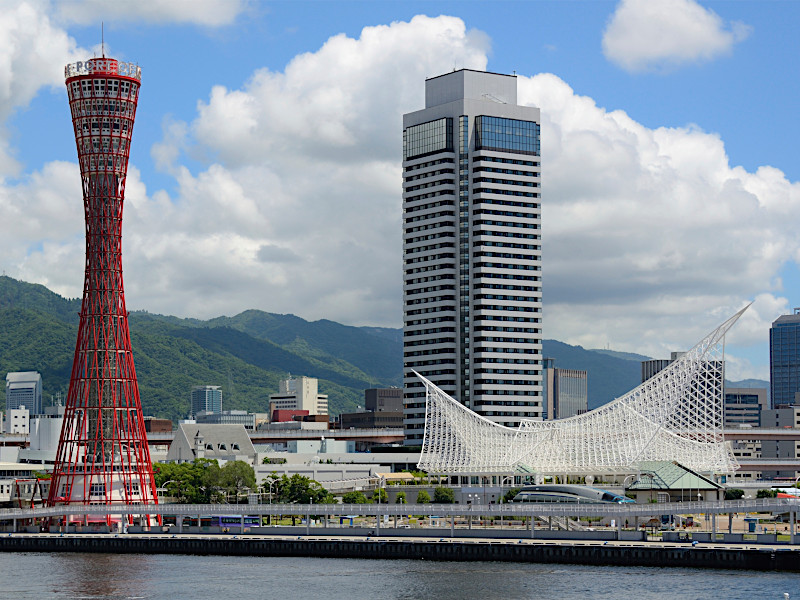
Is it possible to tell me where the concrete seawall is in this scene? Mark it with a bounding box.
[0,534,798,571]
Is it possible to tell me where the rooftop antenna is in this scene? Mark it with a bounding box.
[101,22,105,58]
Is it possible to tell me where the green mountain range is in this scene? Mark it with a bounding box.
[0,276,768,422]
[0,276,401,421]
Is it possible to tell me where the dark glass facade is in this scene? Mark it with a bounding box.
[475,116,540,156]
[403,118,453,160]
[769,313,800,407]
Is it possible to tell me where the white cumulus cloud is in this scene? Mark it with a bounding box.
[1,12,797,381]
[602,0,751,73]
[517,73,799,373]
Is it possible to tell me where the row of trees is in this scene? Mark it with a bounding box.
[340,486,455,504]
[154,459,256,503]
[154,460,523,505]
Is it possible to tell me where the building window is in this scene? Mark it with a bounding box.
[475,116,540,156]
[404,118,453,160]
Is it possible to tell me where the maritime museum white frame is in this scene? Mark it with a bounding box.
[417,308,748,476]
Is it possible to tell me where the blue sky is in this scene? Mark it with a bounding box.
[2,0,800,381]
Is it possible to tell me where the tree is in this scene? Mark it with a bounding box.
[269,474,335,504]
[395,491,407,504]
[153,459,222,503]
[724,488,745,500]
[756,488,777,498]
[372,487,388,503]
[342,491,368,504]
[503,487,521,503]
[432,486,454,504]
[219,461,256,502]
[416,490,430,504]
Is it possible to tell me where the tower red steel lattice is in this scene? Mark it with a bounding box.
[48,56,158,519]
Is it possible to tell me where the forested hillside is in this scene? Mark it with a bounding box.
[0,276,401,421]
[3,275,759,423]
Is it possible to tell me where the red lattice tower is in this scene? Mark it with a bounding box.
[48,57,157,522]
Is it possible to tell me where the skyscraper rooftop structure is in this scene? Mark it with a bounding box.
[402,69,542,444]
[47,55,158,519]
[770,309,800,407]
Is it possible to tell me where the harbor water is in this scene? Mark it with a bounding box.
[0,552,796,599]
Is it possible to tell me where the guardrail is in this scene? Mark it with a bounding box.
[1,497,797,520]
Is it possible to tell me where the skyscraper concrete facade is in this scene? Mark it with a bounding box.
[403,70,542,444]
[770,309,800,407]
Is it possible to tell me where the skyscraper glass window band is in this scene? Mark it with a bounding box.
[475,116,540,156]
[404,118,453,160]
[458,115,470,404]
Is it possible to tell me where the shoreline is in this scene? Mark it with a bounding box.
[1,533,798,571]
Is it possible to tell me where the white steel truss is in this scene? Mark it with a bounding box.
[418,307,748,476]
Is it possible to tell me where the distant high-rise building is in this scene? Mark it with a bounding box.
[641,352,686,383]
[402,69,543,443]
[339,388,404,429]
[724,387,768,428]
[364,388,403,412]
[543,361,588,420]
[760,405,800,479]
[191,385,222,417]
[5,371,42,415]
[770,309,800,407]
[269,376,328,416]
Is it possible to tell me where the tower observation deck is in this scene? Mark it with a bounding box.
[47,57,158,521]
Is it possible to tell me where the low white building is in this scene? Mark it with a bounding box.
[5,406,29,435]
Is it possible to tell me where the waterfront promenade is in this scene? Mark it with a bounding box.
[2,497,796,540]
[0,497,798,571]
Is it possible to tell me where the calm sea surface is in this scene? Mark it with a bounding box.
[0,552,796,599]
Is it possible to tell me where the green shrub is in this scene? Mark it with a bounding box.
[342,491,368,504]
[433,486,455,503]
[724,488,745,500]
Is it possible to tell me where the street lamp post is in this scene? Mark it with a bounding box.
[265,478,277,525]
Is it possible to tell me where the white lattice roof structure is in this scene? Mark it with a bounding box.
[417,307,748,476]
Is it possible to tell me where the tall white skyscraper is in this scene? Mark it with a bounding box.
[403,69,542,444]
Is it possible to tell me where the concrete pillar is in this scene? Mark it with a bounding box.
[450,515,454,538]
[790,509,796,545]
[468,515,472,530]
[728,513,733,534]
[240,514,244,530]
[529,516,535,539]
[177,517,183,534]
[306,513,310,535]
[712,513,717,537]
[616,518,622,540]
